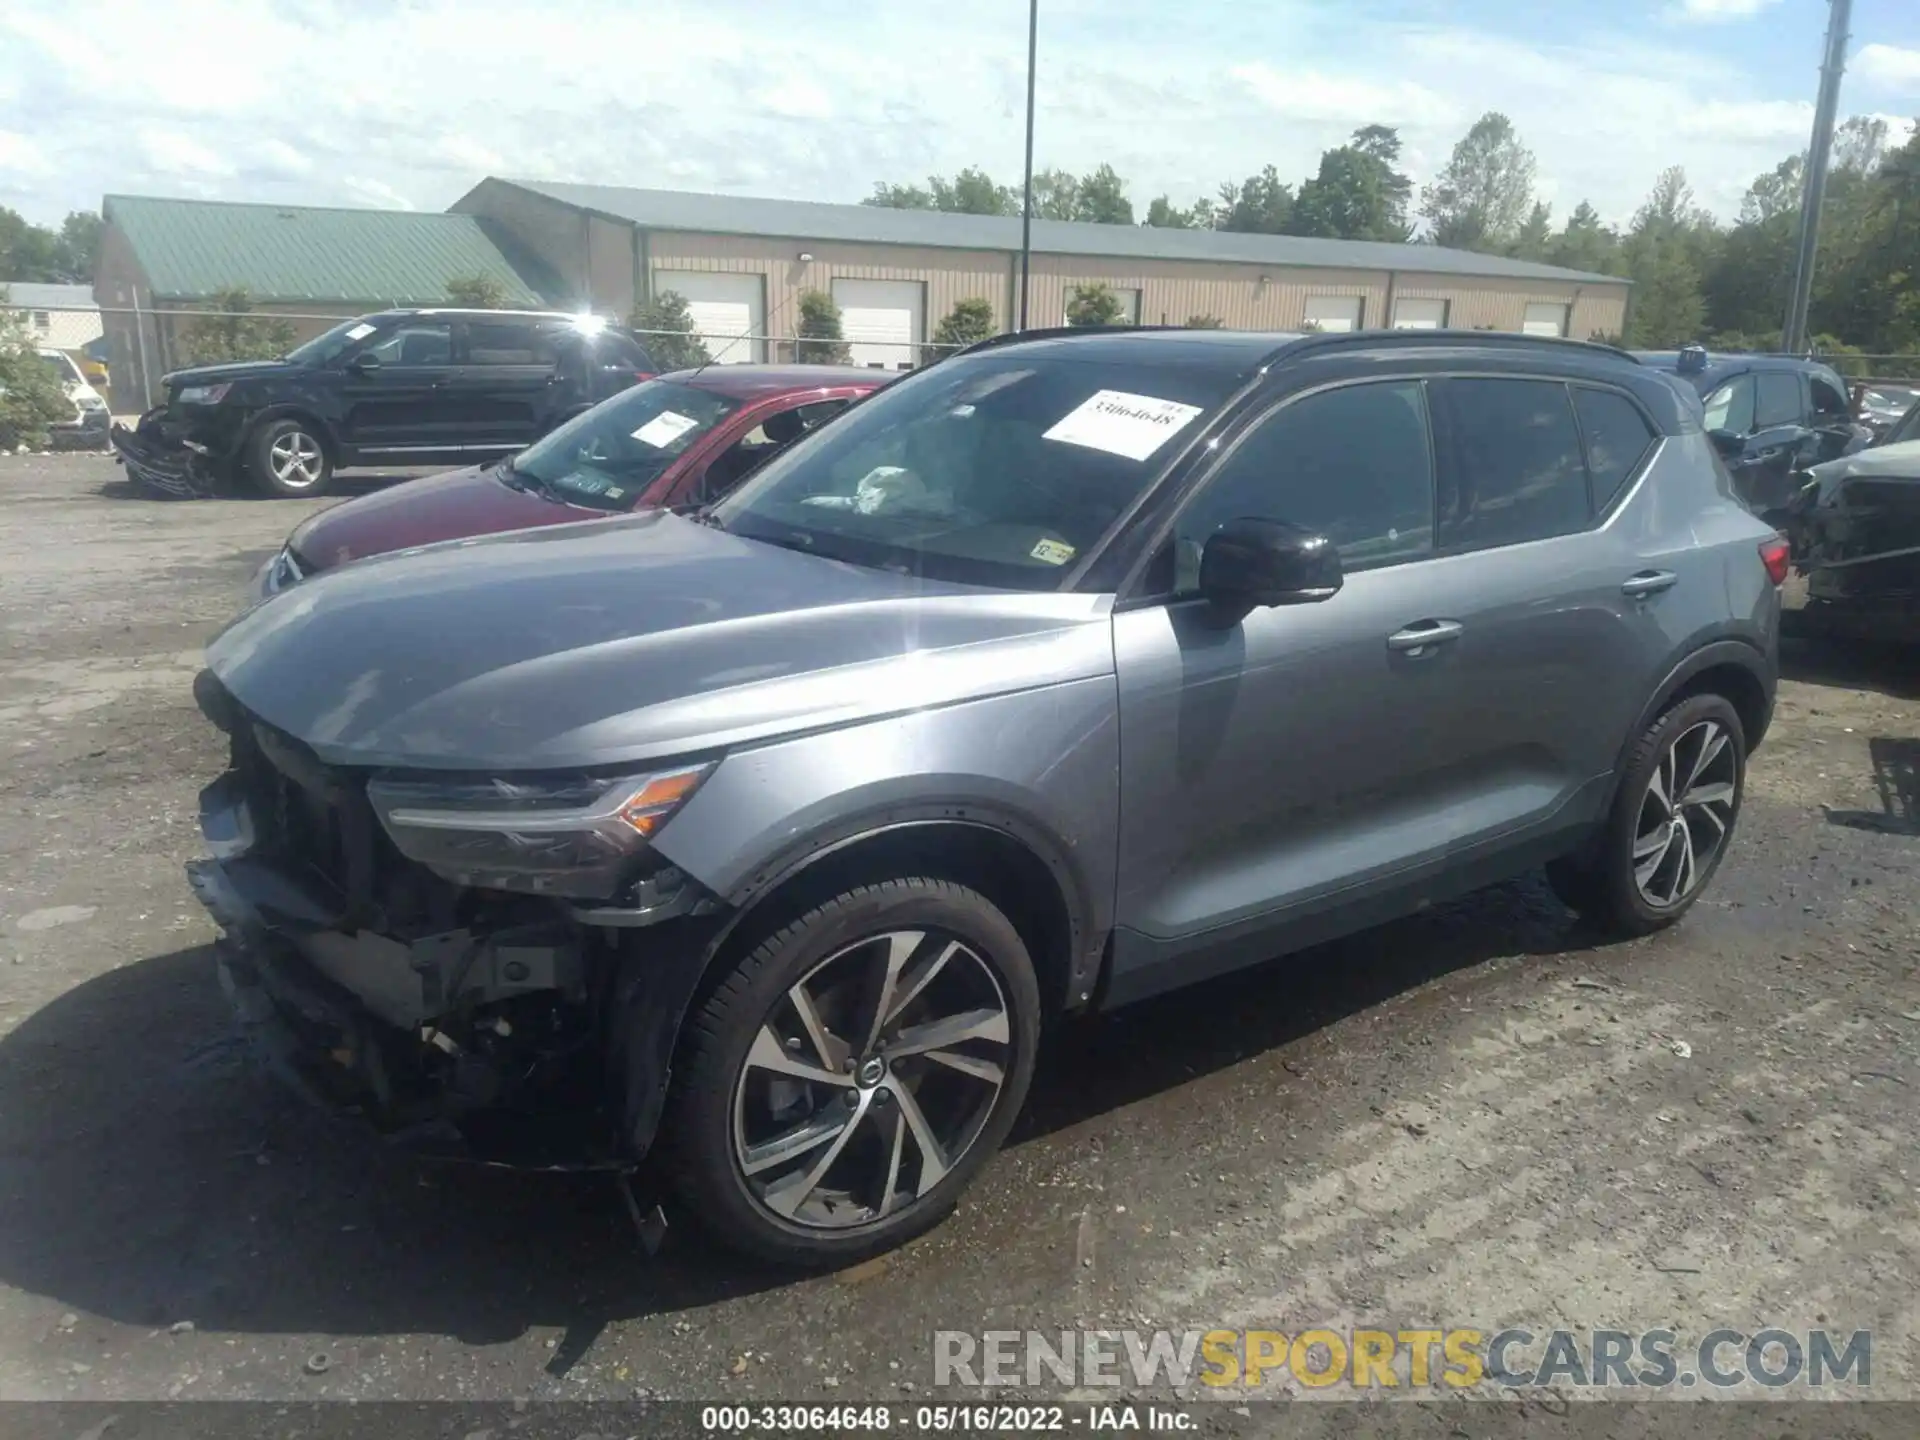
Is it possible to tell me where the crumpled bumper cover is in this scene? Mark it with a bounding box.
[110,409,239,498]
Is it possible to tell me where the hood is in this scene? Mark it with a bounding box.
[208,510,1114,771]
[1802,439,1920,501]
[162,359,299,388]
[288,463,602,570]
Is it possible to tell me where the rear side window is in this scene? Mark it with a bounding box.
[1573,387,1657,512]
[1430,378,1590,551]
[465,320,557,366]
[596,332,658,373]
[1753,371,1802,428]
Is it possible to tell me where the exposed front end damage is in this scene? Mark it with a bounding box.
[1783,452,1920,645]
[110,406,238,498]
[186,672,728,1169]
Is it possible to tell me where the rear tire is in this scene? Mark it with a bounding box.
[1553,693,1746,937]
[248,418,333,497]
[662,877,1040,1268]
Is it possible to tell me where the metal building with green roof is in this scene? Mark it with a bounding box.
[97,194,564,408]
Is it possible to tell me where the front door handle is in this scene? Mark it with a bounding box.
[1386,619,1464,654]
[1621,570,1678,597]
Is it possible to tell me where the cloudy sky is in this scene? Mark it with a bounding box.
[2,0,1918,231]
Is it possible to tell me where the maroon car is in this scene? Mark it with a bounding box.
[254,365,887,596]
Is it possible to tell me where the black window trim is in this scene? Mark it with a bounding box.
[1115,371,1443,608]
[1115,366,1669,606]
[1567,379,1662,521]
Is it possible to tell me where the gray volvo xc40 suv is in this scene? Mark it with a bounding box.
[188,327,1783,1266]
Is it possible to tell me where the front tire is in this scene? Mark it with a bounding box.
[1553,693,1746,937]
[663,878,1041,1268]
[248,418,333,497]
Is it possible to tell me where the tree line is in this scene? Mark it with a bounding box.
[865,112,1920,362]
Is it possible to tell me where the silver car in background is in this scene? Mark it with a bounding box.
[186,326,1781,1266]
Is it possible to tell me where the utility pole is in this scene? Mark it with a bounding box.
[1018,0,1038,331]
[1781,0,1852,354]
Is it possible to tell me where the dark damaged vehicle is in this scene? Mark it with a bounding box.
[112,309,659,498]
[1637,346,1867,518]
[1781,399,1920,643]
[253,366,885,599]
[188,327,1782,1265]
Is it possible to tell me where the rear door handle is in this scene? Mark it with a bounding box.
[1386,619,1464,653]
[1621,570,1678,597]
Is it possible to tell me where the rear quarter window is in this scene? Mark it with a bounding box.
[1573,387,1658,512]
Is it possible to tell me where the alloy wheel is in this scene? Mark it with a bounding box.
[730,929,1012,1230]
[1632,718,1738,909]
[268,430,325,489]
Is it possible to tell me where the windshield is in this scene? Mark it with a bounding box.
[38,354,77,387]
[283,317,384,366]
[509,379,740,511]
[710,351,1240,590]
[1885,396,1920,447]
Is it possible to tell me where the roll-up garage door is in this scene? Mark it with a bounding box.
[830,279,925,369]
[651,271,765,363]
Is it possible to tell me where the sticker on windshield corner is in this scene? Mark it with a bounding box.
[632,410,701,447]
[344,322,378,341]
[1030,538,1076,565]
[1043,389,1205,462]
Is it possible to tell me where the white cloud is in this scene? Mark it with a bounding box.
[1857,43,1920,93]
[1230,64,1456,127]
[1671,0,1781,21]
[0,0,1887,233]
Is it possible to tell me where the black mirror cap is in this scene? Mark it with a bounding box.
[1708,428,1744,457]
[1198,517,1343,615]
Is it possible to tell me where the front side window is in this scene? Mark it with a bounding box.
[712,352,1243,590]
[1809,374,1850,419]
[1573,387,1657,511]
[365,322,452,366]
[507,379,739,513]
[1754,371,1803,429]
[1430,377,1590,551]
[1168,381,1434,592]
[1702,375,1755,435]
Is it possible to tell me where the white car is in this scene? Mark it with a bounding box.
[37,348,111,449]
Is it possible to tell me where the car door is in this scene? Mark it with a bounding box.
[1110,376,1469,998]
[441,317,563,453]
[1747,370,1810,512]
[1806,369,1860,466]
[338,319,459,454]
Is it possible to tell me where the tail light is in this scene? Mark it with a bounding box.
[1759,535,1791,587]
[633,371,655,382]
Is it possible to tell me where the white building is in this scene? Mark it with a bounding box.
[1,282,104,352]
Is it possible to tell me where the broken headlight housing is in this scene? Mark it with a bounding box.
[366,763,712,899]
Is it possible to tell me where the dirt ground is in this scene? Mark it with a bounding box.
[0,455,1915,1409]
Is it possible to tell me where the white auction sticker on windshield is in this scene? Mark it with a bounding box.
[632,410,701,447]
[344,322,378,341]
[1043,389,1204,462]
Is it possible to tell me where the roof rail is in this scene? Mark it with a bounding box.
[1282,328,1640,365]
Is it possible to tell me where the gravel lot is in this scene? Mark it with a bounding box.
[0,455,1915,1408]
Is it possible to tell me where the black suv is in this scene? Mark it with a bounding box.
[1636,346,1868,518]
[111,309,660,498]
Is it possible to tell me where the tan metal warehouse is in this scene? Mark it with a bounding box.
[455,178,1630,367]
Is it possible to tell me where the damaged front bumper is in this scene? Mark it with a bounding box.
[188,762,725,1171]
[110,408,235,498]
[1781,462,1920,644]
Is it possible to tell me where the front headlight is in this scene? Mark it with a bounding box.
[177,382,233,406]
[77,394,108,412]
[366,763,713,897]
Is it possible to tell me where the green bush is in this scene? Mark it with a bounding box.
[629,291,713,371]
[0,299,71,451]
[1184,314,1226,329]
[445,274,509,308]
[797,289,851,364]
[929,297,997,362]
[182,288,296,366]
[1065,284,1126,327]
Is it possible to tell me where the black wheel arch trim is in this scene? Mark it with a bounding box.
[610,804,1099,1164]
[713,802,1102,1010]
[1609,638,1772,807]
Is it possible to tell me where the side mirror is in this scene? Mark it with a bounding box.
[1198,518,1342,622]
[347,353,382,376]
[1707,428,1744,458]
